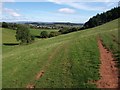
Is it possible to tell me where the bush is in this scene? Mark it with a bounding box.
[58,27,69,34]
[2,22,8,28]
[40,31,49,38]
[49,31,60,37]
[58,27,78,34]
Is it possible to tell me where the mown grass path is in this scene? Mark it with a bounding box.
[26,43,66,88]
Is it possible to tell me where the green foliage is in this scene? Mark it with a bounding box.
[2,22,8,28]
[58,27,68,34]
[15,25,34,44]
[83,7,120,29]
[2,22,18,30]
[49,31,60,37]
[40,31,49,38]
[59,27,78,34]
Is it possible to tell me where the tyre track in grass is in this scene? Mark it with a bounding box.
[26,43,64,88]
[96,39,119,88]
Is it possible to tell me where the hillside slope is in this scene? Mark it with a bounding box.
[2,18,119,88]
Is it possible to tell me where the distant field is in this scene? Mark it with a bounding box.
[2,28,58,53]
[2,18,119,88]
[2,28,59,43]
[30,29,59,36]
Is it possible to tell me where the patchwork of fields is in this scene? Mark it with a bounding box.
[2,19,119,88]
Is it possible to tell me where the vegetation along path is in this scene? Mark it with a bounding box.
[96,39,119,88]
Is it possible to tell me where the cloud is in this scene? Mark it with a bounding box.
[48,0,118,11]
[2,8,32,21]
[3,8,21,17]
[65,2,106,11]
[58,8,75,14]
[2,0,15,2]
[47,0,119,3]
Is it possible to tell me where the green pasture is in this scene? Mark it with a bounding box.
[2,18,119,88]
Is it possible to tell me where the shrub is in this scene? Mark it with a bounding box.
[58,27,78,34]
[58,27,69,34]
[49,31,60,37]
[2,22,8,28]
[40,31,49,38]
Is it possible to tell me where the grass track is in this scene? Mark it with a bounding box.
[2,18,119,88]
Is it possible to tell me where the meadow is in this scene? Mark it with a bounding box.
[2,18,119,88]
[30,29,58,36]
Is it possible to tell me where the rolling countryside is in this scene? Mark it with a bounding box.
[2,18,119,88]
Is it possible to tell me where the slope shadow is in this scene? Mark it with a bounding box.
[34,35,40,38]
[3,43,19,46]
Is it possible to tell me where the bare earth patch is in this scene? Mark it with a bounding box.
[96,39,119,88]
[35,70,44,80]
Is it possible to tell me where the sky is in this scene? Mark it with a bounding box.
[1,0,119,23]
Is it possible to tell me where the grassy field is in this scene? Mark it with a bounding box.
[2,28,58,52]
[30,29,59,36]
[2,18,119,88]
[2,28,18,44]
[2,28,58,42]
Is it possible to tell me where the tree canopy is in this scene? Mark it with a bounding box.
[15,25,34,44]
[83,7,120,29]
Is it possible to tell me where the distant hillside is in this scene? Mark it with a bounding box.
[83,7,120,29]
[2,21,83,30]
[25,22,83,28]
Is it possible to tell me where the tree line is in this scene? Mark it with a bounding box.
[2,22,19,30]
[40,27,79,38]
[2,22,79,44]
[82,7,120,29]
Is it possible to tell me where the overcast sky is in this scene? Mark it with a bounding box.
[1,0,119,23]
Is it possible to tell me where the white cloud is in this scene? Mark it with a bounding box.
[2,0,15,2]
[3,8,21,17]
[65,2,103,11]
[47,0,118,11]
[58,8,75,13]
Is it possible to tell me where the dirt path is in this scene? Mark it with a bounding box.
[96,39,119,88]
